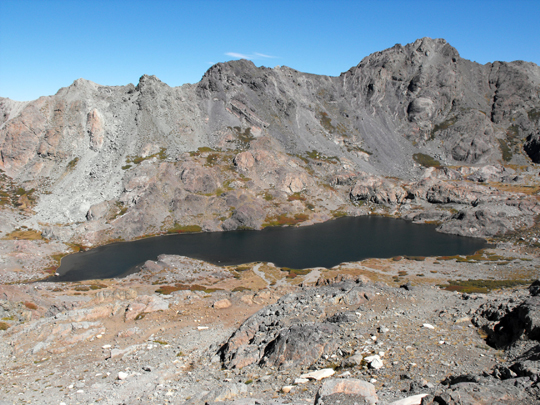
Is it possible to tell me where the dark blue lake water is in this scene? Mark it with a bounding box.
[52,216,487,282]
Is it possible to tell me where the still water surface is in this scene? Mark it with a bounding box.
[53,216,487,282]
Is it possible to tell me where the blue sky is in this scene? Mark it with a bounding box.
[1,0,539,101]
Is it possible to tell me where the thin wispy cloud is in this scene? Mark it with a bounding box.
[225,52,252,59]
[225,52,278,60]
[254,53,276,59]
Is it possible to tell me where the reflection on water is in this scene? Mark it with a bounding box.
[52,216,487,282]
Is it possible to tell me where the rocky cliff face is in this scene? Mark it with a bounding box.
[1,37,540,249]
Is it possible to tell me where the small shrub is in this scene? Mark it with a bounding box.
[0,322,10,331]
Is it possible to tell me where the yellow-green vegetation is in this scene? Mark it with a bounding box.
[404,256,426,261]
[263,213,309,227]
[287,192,306,201]
[3,229,43,240]
[121,164,132,170]
[67,157,79,170]
[498,139,513,162]
[0,172,35,209]
[153,340,168,345]
[167,223,202,234]
[345,144,373,155]
[229,126,254,144]
[126,147,167,165]
[155,283,221,294]
[205,153,220,166]
[111,202,128,221]
[436,251,517,263]
[306,150,339,164]
[263,192,274,201]
[232,286,251,292]
[316,111,348,137]
[413,153,440,167]
[431,116,458,138]
[528,108,540,122]
[282,267,311,279]
[0,322,10,331]
[331,210,347,218]
[440,279,533,293]
[485,183,540,195]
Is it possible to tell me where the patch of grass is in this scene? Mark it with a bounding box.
[3,229,43,240]
[167,224,202,234]
[126,148,167,165]
[404,256,425,261]
[263,192,274,201]
[288,192,306,201]
[283,268,311,279]
[153,340,168,345]
[528,108,540,122]
[198,146,218,153]
[440,279,533,293]
[205,153,220,166]
[121,164,132,170]
[232,286,251,292]
[0,322,10,331]
[111,202,128,221]
[155,285,189,295]
[263,213,310,227]
[228,127,254,145]
[331,210,347,218]
[498,139,513,162]
[413,153,440,167]
[306,149,339,164]
[431,116,458,138]
[67,157,79,170]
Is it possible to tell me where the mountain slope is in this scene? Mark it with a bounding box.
[0,37,540,249]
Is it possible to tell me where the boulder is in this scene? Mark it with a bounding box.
[315,378,377,405]
[213,299,232,309]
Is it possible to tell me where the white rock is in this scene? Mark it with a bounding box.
[117,371,129,380]
[364,355,383,369]
[300,368,335,381]
[281,385,294,393]
[197,326,209,330]
[422,323,435,329]
[388,393,429,405]
[294,378,309,384]
[102,344,111,349]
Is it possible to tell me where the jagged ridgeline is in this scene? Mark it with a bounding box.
[1,37,539,245]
